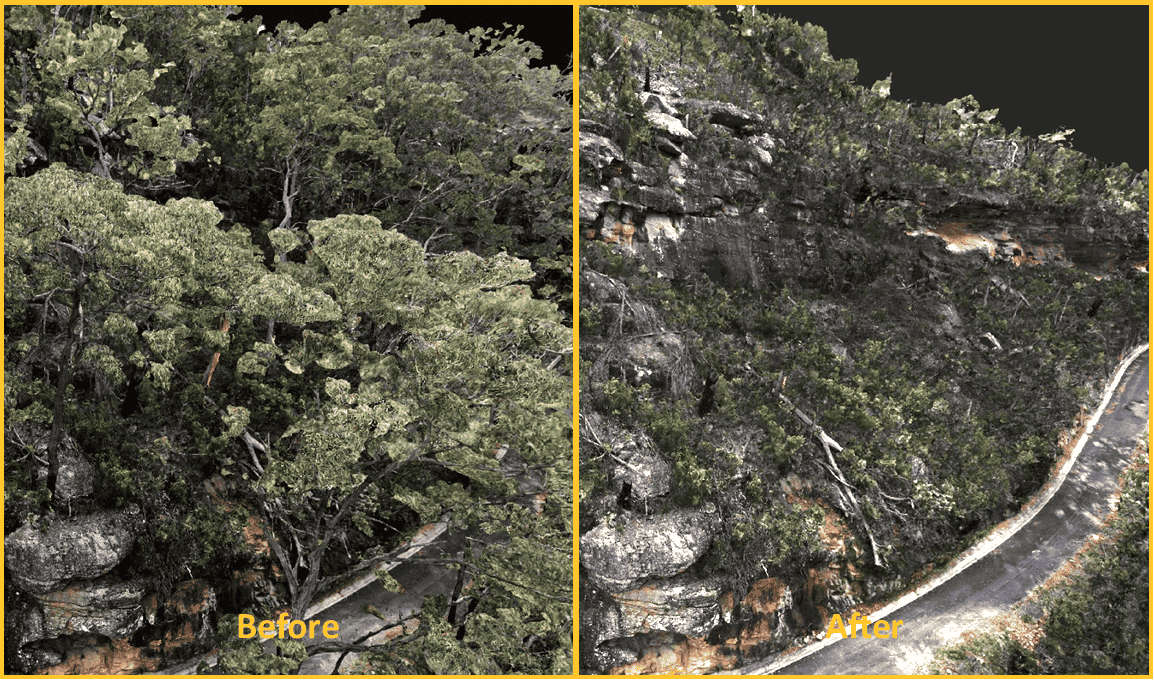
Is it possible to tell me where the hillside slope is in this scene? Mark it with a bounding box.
[577,7,1147,674]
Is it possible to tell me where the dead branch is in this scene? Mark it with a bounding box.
[779,390,885,569]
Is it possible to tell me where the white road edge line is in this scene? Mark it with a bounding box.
[733,343,1149,675]
[163,517,450,674]
[302,516,450,620]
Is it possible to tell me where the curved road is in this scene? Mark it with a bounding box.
[164,519,470,674]
[164,452,554,674]
[296,526,473,674]
[737,346,1148,675]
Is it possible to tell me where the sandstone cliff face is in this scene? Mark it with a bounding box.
[577,65,876,675]
[5,509,143,594]
[579,92,795,292]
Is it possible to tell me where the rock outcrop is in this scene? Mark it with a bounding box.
[672,97,765,131]
[5,508,143,594]
[14,577,148,646]
[34,446,96,501]
[581,504,720,593]
[580,7,1147,675]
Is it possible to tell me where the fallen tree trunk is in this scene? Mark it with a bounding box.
[778,390,886,569]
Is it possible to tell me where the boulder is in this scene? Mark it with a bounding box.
[580,118,613,139]
[580,132,625,171]
[673,97,764,130]
[581,573,725,672]
[642,92,678,115]
[6,588,48,652]
[6,508,143,594]
[655,136,683,157]
[750,146,773,167]
[9,576,148,656]
[13,428,96,501]
[977,332,1003,351]
[35,447,96,501]
[581,504,721,592]
[644,110,696,143]
[610,573,725,639]
[612,332,688,394]
[612,444,674,507]
[748,133,776,152]
[580,581,626,671]
[746,134,776,167]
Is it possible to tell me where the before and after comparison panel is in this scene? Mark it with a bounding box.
[2,3,1149,678]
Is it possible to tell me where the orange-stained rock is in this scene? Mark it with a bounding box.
[36,637,160,675]
[610,635,730,675]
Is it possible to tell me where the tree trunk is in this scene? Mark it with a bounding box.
[777,390,886,568]
[46,277,87,503]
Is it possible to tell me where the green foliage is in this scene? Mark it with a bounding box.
[6,4,572,302]
[6,7,572,673]
[357,589,571,675]
[1033,466,1149,673]
[932,633,1041,675]
[215,613,308,675]
[578,7,654,155]
[581,4,1145,580]
[26,16,204,184]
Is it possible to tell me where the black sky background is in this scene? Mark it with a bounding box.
[628,5,1148,172]
[734,5,1150,172]
[233,5,573,71]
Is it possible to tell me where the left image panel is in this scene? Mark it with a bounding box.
[4,5,574,674]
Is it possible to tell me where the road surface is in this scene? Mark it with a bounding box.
[163,519,468,674]
[737,346,1148,675]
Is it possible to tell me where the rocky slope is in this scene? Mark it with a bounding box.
[5,468,283,674]
[578,7,1147,674]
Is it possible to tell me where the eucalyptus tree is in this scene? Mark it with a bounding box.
[231,213,572,627]
[4,6,207,192]
[246,6,571,261]
[5,4,573,674]
[4,163,262,517]
[5,166,572,673]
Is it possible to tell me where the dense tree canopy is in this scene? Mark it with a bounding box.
[5,5,572,674]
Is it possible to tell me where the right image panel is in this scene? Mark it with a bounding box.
[578,5,1150,676]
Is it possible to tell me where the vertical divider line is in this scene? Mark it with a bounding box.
[571,3,582,674]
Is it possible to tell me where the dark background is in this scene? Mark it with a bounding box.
[232,5,573,71]
[739,5,1149,172]
[629,5,1148,172]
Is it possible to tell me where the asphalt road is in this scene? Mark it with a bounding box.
[296,528,472,674]
[746,348,1149,675]
[163,521,469,674]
